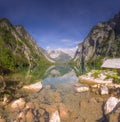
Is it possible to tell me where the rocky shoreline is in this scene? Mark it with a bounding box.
[76,69,120,122]
[0,82,68,122]
[0,69,120,122]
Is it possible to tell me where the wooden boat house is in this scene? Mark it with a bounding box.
[101,58,120,74]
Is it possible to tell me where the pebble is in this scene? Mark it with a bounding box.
[100,86,109,95]
[76,86,89,93]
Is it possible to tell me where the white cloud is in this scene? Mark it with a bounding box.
[61,39,80,47]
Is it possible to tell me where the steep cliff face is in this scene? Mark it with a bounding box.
[15,25,55,63]
[74,12,120,64]
[0,18,50,71]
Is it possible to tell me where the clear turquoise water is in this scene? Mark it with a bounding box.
[3,65,104,122]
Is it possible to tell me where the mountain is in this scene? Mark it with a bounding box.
[47,49,74,63]
[0,18,50,71]
[15,25,54,63]
[56,48,76,58]
[74,12,120,64]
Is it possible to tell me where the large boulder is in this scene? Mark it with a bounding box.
[104,97,119,114]
[11,98,26,110]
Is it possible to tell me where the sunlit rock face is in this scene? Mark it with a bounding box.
[74,12,120,64]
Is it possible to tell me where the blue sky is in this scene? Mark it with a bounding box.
[0,0,120,49]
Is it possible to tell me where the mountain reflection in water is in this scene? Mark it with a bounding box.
[43,65,78,90]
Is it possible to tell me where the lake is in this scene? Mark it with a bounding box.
[1,65,107,122]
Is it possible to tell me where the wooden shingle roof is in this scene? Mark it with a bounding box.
[101,58,120,69]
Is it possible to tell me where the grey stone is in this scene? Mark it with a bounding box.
[100,86,109,95]
[104,97,119,114]
[76,86,89,93]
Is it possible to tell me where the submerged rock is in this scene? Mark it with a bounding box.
[76,86,89,93]
[74,83,82,87]
[100,86,109,95]
[50,111,60,122]
[109,112,120,122]
[11,98,26,110]
[26,110,34,122]
[25,102,35,109]
[0,118,6,122]
[59,103,68,120]
[91,84,99,88]
[104,97,119,114]
[17,112,25,121]
[23,82,42,92]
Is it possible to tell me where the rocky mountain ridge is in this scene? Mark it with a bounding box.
[0,18,50,71]
[74,12,120,64]
[47,49,72,63]
[15,25,54,63]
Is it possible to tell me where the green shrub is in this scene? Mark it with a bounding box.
[106,74,120,83]
[91,70,101,78]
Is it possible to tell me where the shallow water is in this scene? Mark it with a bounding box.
[2,65,108,122]
[26,65,105,122]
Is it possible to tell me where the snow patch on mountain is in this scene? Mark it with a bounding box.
[47,48,77,58]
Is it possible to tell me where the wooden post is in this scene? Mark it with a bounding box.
[117,69,120,75]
